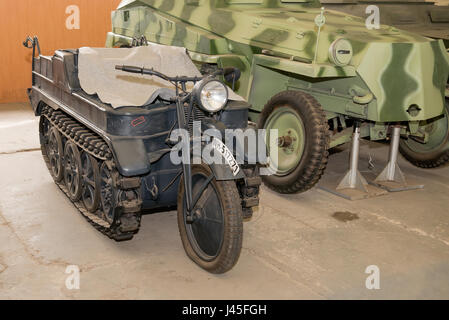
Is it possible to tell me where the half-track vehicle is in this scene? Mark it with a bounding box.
[24,36,262,274]
[107,0,449,194]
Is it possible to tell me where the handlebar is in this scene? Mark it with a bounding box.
[115,65,203,83]
[115,65,241,85]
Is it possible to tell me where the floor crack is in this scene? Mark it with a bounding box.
[0,209,72,268]
[0,148,40,156]
[363,209,449,247]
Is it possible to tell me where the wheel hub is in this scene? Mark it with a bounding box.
[264,106,306,176]
[278,135,293,148]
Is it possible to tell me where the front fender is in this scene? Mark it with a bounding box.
[208,162,245,181]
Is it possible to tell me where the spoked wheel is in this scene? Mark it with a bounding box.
[258,90,329,194]
[177,163,243,274]
[39,115,51,156]
[81,152,101,212]
[400,101,449,168]
[100,162,116,224]
[47,126,64,182]
[64,141,83,201]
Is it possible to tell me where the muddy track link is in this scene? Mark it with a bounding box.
[40,105,142,242]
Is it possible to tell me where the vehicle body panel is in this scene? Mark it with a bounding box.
[28,48,255,210]
[320,0,449,46]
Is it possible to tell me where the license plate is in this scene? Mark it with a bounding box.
[212,138,240,176]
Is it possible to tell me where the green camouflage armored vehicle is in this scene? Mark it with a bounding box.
[106,0,449,194]
[320,0,449,47]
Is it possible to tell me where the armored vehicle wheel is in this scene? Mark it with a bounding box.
[258,90,329,194]
[100,161,116,224]
[177,164,243,274]
[47,126,64,182]
[400,101,449,168]
[81,152,101,213]
[64,141,83,201]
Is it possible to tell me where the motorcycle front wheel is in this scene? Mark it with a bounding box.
[177,163,243,274]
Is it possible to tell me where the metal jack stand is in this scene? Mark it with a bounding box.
[319,123,387,200]
[336,123,369,193]
[372,126,424,192]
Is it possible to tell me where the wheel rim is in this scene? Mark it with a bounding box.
[402,104,449,154]
[48,128,64,181]
[100,162,115,223]
[64,142,82,201]
[81,152,100,212]
[39,116,51,155]
[264,106,306,176]
[185,172,224,261]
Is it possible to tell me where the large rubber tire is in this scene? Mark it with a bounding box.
[177,164,243,274]
[400,100,449,168]
[258,90,330,194]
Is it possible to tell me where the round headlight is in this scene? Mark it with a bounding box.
[195,79,228,113]
[328,38,353,66]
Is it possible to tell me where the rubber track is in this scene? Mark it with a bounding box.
[41,106,142,242]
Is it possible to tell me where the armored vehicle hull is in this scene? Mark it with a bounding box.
[319,0,449,168]
[320,0,449,47]
[107,0,449,194]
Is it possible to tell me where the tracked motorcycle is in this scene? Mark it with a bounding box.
[24,36,261,274]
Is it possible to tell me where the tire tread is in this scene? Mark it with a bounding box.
[259,90,330,194]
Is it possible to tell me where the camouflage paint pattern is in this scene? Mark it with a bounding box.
[105,0,449,131]
[320,0,449,47]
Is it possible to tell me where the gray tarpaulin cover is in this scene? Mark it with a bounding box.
[78,44,243,109]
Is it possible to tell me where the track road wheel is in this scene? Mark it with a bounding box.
[400,101,449,168]
[47,126,64,182]
[100,162,117,224]
[39,115,51,156]
[258,90,330,194]
[177,163,243,274]
[81,152,101,212]
[64,141,83,201]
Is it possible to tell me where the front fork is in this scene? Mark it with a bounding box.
[175,96,216,222]
[175,97,194,217]
[175,97,261,221]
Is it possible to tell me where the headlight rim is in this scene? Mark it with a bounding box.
[193,77,229,113]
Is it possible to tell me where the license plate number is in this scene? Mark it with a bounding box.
[212,138,240,176]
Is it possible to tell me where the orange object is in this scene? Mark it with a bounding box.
[0,0,120,103]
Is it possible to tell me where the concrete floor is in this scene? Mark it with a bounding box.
[1,102,449,300]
